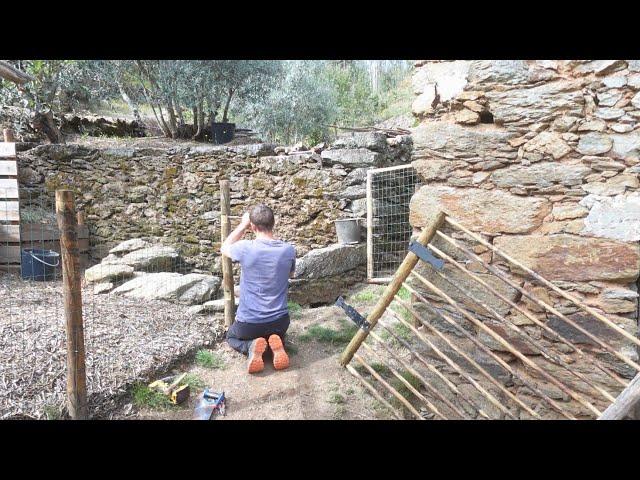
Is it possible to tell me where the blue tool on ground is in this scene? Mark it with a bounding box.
[193,389,226,420]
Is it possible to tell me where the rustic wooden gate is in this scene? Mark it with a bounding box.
[0,142,21,272]
[340,210,640,420]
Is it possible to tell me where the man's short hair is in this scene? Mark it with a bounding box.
[250,204,275,232]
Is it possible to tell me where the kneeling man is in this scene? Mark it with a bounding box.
[221,204,296,374]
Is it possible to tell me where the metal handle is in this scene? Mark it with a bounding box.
[28,251,60,268]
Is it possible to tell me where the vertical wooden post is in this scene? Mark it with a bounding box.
[76,211,85,225]
[220,180,235,328]
[366,170,373,280]
[3,128,15,143]
[340,210,445,366]
[55,190,88,420]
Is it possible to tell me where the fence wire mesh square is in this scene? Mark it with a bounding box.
[368,165,421,280]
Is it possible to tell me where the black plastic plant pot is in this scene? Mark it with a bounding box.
[211,122,236,144]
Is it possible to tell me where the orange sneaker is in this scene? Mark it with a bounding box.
[247,337,268,374]
[268,334,290,371]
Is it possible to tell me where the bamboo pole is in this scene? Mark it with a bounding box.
[55,190,88,420]
[398,285,554,419]
[368,329,467,419]
[598,373,640,420]
[361,341,445,419]
[446,216,640,350]
[366,170,374,281]
[408,274,587,418]
[340,211,446,366]
[345,364,403,420]
[435,230,637,379]
[390,301,517,419]
[427,242,617,403]
[353,353,424,419]
[220,180,235,328]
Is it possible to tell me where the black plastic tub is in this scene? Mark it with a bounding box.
[21,248,60,281]
[211,122,236,144]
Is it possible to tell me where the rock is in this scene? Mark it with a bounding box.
[410,185,551,235]
[595,108,625,120]
[523,131,572,159]
[477,321,539,355]
[119,245,180,271]
[344,168,368,186]
[552,203,588,221]
[289,266,366,305]
[108,238,152,255]
[628,74,640,89]
[577,118,607,132]
[112,272,220,305]
[462,100,484,113]
[493,234,640,282]
[580,192,640,241]
[454,109,480,125]
[610,124,634,133]
[632,92,640,110]
[320,148,382,168]
[412,159,455,181]
[575,60,627,76]
[546,313,635,346]
[350,198,367,217]
[414,61,470,101]
[551,115,579,132]
[335,184,366,201]
[576,133,613,155]
[93,282,114,294]
[332,132,388,152]
[491,162,590,190]
[603,75,627,88]
[412,86,437,116]
[187,298,239,316]
[259,153,319,174]
[610,132,640,160]
[468,60,530,85]
[597,90,623,107]
[84,263,135,283]
[582,175,638,196]
[580,156,626,171]
[294,243,366,279]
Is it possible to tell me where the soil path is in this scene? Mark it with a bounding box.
[126,300,395,420]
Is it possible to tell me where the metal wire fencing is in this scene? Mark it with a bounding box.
[367,164,421,282]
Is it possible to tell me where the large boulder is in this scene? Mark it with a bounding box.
[410,185,551,235]
[119,245,180,271]
[295,243,366,279]
[84,264,134,283]
[112,272,220,305]
[108,238,152,255]
[493,234,640,283]
[332,132,388,152]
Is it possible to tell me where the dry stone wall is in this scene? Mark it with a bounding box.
[409,60,640,418]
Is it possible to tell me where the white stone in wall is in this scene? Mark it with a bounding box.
[580,192,640,242]
[413,61,471,102]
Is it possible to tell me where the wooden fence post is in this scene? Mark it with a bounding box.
[3,128,15,143]
[55,190,88,420]
[598,373,640,420]
[220,180,235,328]
[340,210,445,366]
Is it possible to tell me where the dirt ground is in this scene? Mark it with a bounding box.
[120,285,398,421]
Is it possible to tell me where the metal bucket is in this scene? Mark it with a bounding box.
[335,218,362,245]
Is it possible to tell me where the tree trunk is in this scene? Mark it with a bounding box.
[166,99,178,138]
[117,81,142,125]
[222,89,234,123]
[32,110,65,144]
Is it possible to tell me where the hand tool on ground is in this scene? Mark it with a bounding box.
[193,389,226,420]
[148,373,190,405]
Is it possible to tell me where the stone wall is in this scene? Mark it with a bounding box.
[16,132,411,303]
[408,60,640,418]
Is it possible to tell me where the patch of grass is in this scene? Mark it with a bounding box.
[397,286,411,301]
[393,322,413,341]
[195,349,225,369]
[355,361,391,377]
[299,319,357,345]
[288,301,302,317]
[183,373,206,390]
[43,404,63,420]
[390,370,423,411]
[328,392,346,404]
[131,383,173,410]
[352,289,376,303]
[345,387,355,395]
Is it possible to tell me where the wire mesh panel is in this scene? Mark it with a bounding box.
[367,164,421,281]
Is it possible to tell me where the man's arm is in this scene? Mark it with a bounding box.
[220,212,251,258]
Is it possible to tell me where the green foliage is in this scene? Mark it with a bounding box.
[287,301,302,316]
[352,289,376,303]
[183,373,206,389]
[131,383,174,410]
[299,319,357,345]
[328,392,346,404]
[195,350,225,369]
[397,286,411,301]
[43,404,63,420]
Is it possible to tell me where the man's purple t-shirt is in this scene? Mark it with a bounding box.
[228,238,296,323]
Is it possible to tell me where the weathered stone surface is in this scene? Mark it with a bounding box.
[575,60,627,76]
[412,158,455,181]
[595,108,625,120]
[577,118,607,132]
[113,272,220,305]
[576,133,613,155]
[332,132,388,152]
[187,298,238,316]
[523,131,572,159]
[84,263,134,283]
[552,203,588,221]
[546,313,636,346]
[108,238,152,255]
[468,60,530,85]
[410,262,521,317]
[93,282,114,294]
[491,162,589,190]
[454,109,480,125]
[493,234,640,282]
[632,92,640,109]
[412,87,437,116]
[597,90,623,107]
[410,185,551,235]
[294,243,366,279]
[320,148,382,168]
[413,61,470,101]
[119,245,180,271]
[289,266,366,305]
[603,75,627,88]
[582,175,638,196]
[581,192,640,241]
[610,132,640,160]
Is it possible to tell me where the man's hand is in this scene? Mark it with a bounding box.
[240,212,251,230]
[221,211,252,257]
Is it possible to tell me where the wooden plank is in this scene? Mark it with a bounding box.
[0,225,20,242]
[0,143,16,158]
[0,245,21,263]
[0,160,17,175]
[599,374,640,420]
[0,201,19,221]
[0,178,19,199]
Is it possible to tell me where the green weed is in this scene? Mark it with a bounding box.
[195,349,225,369]
[299,319,357,345]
